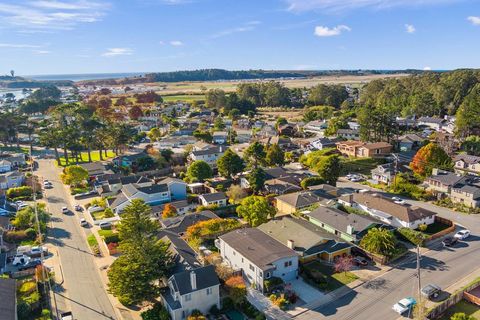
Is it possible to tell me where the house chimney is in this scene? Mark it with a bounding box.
[347,224,355,235]
[287,239,295,250]
[190,271,197,290]
[432,168,439,176]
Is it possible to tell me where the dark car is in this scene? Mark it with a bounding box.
[421,284,441,300]
[442,237,458,247]
[353,256,369,266]
[18,259,42,271]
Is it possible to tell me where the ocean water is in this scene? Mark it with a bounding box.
[25,72,147,82]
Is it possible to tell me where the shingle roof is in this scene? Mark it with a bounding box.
[275,191,327,209]
[200,192,227,202]
[137,183,169,194]
[454,154,480,165]
[161,211,219,234]
[159,230,202,272]
[0,278,16,320]
[428,172,464,186]
[361,142,392,150]
[169,265,219,295]
[306,206,378,235]
[192,146,224,156]
[219,228,297,270]
[344,192,436,222]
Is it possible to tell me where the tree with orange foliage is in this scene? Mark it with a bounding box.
[225,275,247,305]
[410,142,452,176]
[162,203,177,219]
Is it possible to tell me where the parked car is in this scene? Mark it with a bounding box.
[353,256,369,267]
[80,218,88,227]
[12,254,31,266]
[454,229,471,240]
[61,312,73,320]
[15,201,28,209]
[99,222,112,230]
[350,176,363,182]
[74,190,98,200]
[392,297,416,314]
[29,246,48,258]
[61,207,69,214]
[74,204,83,212]
[18,259,42,271]
[442,237,458,247]
[421,284,441,300]
[43,181,52,189]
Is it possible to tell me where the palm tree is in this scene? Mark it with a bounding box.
[360,228,396,256]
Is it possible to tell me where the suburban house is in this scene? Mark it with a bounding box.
[417,117,446,131]
[193,141,214,151]
[264,179,302,195]
[198,192,228,207]
[336,141,392,158]
[274,190,335,215]
[161,265,221,320]
[212,131,228,145]
[0,160,12,173]
[217,228,299,292]
[0,278,16,320]
[241,167,307,191]
[97,174,152,196]
[109,178,187,213]
[339,192,436,229]
[395,134,425,152]
[189,146,225,168]
[0,171,24,190]
[0,153,26,167]
[158,136,197,149]
[454,154,480,176]
[425,169,465,195]
[309,137,340,151]
[304,120,328,134]
[336,129,360,140]
[152,200,196,216]
[371,163,410,185]
[112,152,150,168]
[277,124,296,137]
[257,216,351,263]
[450,176,480,208]
[304,206,380,243]
[78,161,110,178]
[261,136,293,150]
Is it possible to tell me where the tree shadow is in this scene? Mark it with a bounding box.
[313,289,358,316]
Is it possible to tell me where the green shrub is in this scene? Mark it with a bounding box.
[396,228,429,246]
[209,305,220,316]
[140,303,170,320]
[264,277,283,293]
[300,176,325,189]
[418,224,428,232]
[221,297,234,311]
[19,281,37,295]
[4,230,28,243]
[25,228,37,240]
[6,186,33,199]
[103,233,120,244]
[103,208,115,218]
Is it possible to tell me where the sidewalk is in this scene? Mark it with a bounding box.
[247,288,292,320]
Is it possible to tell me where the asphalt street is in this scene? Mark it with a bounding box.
[37,159,117,320]
[294,181,480,320]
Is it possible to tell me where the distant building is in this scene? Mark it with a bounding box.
[198,192,228,207]
[212,131,228,145]
[336,129,360,140]
[190,146,225,168]
[336,141,392,158]
[454,154,480,176]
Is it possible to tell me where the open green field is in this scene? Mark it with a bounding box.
[162,94,205,102]
[439,300,480,320]
[58,150,116,166]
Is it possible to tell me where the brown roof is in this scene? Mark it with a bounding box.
[343,192,436,222]
[336,140,363,147]
[219,228,297,270]
[361,142,392,150]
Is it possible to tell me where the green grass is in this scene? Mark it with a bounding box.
[58,150,116,166]
[423,220,451,235]
[0,146,29,153]
[87,234,98,247]
[439,300,480,320]
[341,157,386,176]
[162,94,205,102]
[302,261,359,291]
[98,229,114,238]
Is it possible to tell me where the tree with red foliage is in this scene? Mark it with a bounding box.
[128,105,143,120]
[334,255,353,275]
[410,142,452,176]
[134,90,163,104]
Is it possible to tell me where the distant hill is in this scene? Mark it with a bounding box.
[77,68,425,86]
[0,75,73,88]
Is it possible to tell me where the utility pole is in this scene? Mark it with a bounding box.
[416,245,423,318]
[392,153,399,191]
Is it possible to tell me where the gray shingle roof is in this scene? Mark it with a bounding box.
[219,228,297,271]
[161,211,219,234]
[169,265,219,295]
[0,278,16,320]
[200,192,227,202]
[306,206,378,235]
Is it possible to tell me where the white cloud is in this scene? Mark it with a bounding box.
[33,49,51,54]
[423,66,432,71]
[467,16,480,25]
[210,21,260,39]
[102,48,133,57]
[286,0,460,13]
[0,43,42,48]
[0,1,109,32]
[405,24,415,33]
[169,40,184,46]
[314,25,351,37]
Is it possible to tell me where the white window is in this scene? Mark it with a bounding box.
[249,264,255,272]
[185,294,191,301]
[206,287,213,295]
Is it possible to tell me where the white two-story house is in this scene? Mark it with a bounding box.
[454,155,480,176]
[216,228,298,292]
[189,146,225,168]
[161,265,220,320]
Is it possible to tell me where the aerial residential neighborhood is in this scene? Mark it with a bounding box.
[1,1,480,320]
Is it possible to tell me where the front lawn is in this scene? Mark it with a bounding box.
[301,261,358,292]
[423,220,452,235]
[90,208,115,220]
[58,150,116,166]
[439,300,480,320]
[341,157,386,176]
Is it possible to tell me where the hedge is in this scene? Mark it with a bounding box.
[396,228,429,246]
[6,186,33,199]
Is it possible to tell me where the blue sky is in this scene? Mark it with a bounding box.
[0,0,480,75]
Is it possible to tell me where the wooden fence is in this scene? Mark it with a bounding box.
[427,278,480,319]
[425,216,455,243]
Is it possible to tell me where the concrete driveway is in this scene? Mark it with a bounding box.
[288,278,325,304]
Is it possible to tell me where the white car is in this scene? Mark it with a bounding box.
[12,254,31,266]
[15,201,28,209]
[392,297,416,314]
[61,207,69,214]
[454,229,471,240]
[80,218,88,227]
[43,181,53,188]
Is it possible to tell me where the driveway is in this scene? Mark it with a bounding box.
[288,278,325,304]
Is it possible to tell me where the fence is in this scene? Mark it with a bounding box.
[425,217,455,243]
[427,278,480,319]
